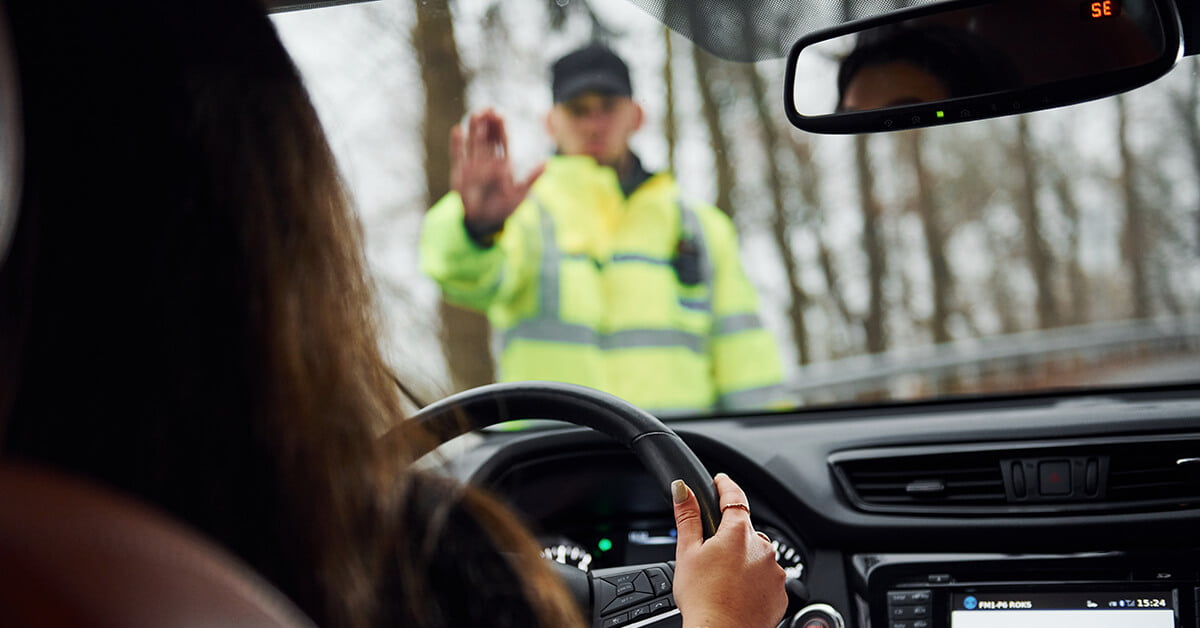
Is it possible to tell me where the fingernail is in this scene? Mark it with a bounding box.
[671,479,689,504]
[715,472,729,481]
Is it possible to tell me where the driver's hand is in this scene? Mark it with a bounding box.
[671,473,788,628]
[449,108,544,242]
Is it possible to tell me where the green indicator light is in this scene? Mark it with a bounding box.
[598,538,613,552]
[936,111,945,119]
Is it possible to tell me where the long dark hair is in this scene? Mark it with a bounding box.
[0,1,581,626]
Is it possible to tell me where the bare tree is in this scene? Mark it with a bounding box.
[1050,166,1091,325]
[742,63,811,365]
[791,136,854,355]
[1013,116,1060,329]
[898,129,954,343]
[1114,95,1152,319]
[691,47,736,219]
[856,135,888,353]
[662,27,678,174]
[413,0,494,391]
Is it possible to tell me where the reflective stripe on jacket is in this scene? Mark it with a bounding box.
[420,155,786,414]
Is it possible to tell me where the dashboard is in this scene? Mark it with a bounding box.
[436,385,1200,627]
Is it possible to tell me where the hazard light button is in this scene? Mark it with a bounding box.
[1038,460,1071,496]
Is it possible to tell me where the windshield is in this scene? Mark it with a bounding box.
[272,0,1200,417]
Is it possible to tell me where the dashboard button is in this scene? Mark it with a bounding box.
[1039,460,1071,495]
[891,590,932,604]
[803,619,831,628]
[913,621,929,628]
[1012,462,1027,498]
[647,568,672,595]
[890,622,910,628]
[928,574,952,584]
[1085,458,1099,495]
[891,605,928,618]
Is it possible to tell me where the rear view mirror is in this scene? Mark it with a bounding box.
[784,0,1181,133]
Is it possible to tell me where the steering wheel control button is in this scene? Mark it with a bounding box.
[604,592,653,613]
[1039,460,1072,495]
[647,568,672,594]
[602,613,629,628]
[912,621,929,628]
[615,582,634,596]
[604,572,640,587]
[648,598,672,613]
[595,579,617,613]
[630,605,651,620]
[633,572,653,594]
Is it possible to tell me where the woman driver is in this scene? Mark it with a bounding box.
[0,0,788,626]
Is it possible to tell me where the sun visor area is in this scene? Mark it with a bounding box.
[625,0,946,61]
[265,0,378,14]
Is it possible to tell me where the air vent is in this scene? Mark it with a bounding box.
[832,435,1200,516]
[1108,439,1200,507]
[837,452,1007,511]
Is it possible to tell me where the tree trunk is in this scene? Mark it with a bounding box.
[791,137,852,348]
[1115,95,1152,319]
[413,0,494,391]
[744,64,810,365]
[900,129,953,343]
[662,26,678,175]
[988,232,1022,335]
[691,46,736,219]
[856,135,888,354]
[1051,170,1090,325]
[1013,116,1059,329]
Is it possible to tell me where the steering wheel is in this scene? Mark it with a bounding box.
[405,381,721,627]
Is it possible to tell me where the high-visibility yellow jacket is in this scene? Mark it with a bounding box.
[420,155,787,414]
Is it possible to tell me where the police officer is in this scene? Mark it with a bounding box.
[421,43,785,414]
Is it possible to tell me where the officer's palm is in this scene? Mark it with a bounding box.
[451,109,543,234]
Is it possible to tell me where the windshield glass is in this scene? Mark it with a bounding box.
[272,0,1200,417]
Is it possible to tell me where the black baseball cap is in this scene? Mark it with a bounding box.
[551,44,632,103]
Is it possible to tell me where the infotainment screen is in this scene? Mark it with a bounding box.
[950,591,1176,628]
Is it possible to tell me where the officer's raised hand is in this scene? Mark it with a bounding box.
[450,109,544,244]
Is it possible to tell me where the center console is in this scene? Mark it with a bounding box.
[856,552,1199,628]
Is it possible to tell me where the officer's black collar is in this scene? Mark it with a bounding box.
[618,152,653,198]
